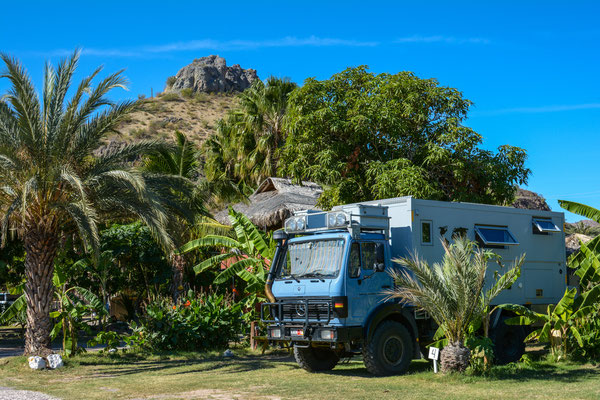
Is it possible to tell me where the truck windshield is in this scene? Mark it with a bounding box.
[279,239,345,279]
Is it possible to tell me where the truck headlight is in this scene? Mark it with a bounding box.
[270,328,282,338]
[320,330,335,340]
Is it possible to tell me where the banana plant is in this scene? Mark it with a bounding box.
[572,241,600,290]
[559,200,600,287]
[50,264,107,356]
[179,207,275,304]
[73,250,115,327]
[0,264,106,356]
[499,284,600,358]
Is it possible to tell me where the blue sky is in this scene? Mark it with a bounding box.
[1,1,599,222]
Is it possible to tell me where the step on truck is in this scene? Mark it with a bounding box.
[261,196,567,375]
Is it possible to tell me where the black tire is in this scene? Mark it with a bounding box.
[362,320,414,376]
[491,317,526,364]
[294,345,340,372]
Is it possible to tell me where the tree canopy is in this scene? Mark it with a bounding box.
[279,66,530,209]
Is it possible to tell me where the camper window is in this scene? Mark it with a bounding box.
[532,218,561,234]
[421,221,432,245]
[474,225,519,248]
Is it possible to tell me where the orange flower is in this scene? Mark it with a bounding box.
[184,300,191,307]
[172,305,177,310]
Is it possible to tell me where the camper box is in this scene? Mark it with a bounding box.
[333,196,567,306]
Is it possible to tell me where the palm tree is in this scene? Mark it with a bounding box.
[142,130,209,300]
[203,77,297,191]
[237,76,297,182]
[387,237,490,372]
[0,51,194,355]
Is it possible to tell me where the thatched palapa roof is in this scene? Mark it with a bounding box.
[214,177,323,230]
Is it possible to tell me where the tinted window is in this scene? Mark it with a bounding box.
[475,226,519,246]
[532,218,560,233]
[361,242,377,270]
[422,221,432,244]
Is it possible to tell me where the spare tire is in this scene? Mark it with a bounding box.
[491,317,526,364]
[294,346,340,372]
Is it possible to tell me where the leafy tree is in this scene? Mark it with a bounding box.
[204,77,297,193]
[388,237,490,372]
[0,51,193,354]
[280,66,530,209]
[99,222,171,306]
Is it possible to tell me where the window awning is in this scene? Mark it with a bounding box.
[475,225,519,246]
[532,218,561,233]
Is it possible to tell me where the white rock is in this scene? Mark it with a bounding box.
[108,348,117,353]
[223,349,234,357]
[28,356,46,370]
[47,354,63,369]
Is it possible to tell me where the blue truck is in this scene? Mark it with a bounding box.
[261,197,567,375]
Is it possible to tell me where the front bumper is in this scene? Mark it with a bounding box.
[266,324,363,344]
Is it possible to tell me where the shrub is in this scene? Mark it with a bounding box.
[161,92,182,102]
[181,88,194,99]
[166,76,177,88]
[88,331,122,354]
[126,291,243,352]
[130,128,148,139]
[194,93,209,103]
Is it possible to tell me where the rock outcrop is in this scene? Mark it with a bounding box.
[165,55,258,93]
[511,188,551,211]
[565,233,593,256]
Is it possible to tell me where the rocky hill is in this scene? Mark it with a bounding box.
[108,56,257,147]
[111,92,238,146]
[164,55,258,93]
[511,188,551,211]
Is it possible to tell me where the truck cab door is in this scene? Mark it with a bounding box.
[345,240,392,325]
[358,241,392,310]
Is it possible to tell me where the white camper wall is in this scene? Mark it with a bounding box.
[348,196,567,306]
[409,198,566,306]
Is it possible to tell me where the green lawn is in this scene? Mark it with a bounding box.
[1,349,599,400]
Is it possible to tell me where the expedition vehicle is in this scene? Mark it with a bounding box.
[261,196,566,375]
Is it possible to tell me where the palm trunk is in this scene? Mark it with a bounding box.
[170,253,186,303]
[23,227,58,356]
[440,341,471,373]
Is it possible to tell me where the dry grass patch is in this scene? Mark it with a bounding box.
[1,349,600,400]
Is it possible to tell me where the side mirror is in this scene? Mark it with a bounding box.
[375,263,385,272]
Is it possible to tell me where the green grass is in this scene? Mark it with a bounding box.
[1,349,600,400]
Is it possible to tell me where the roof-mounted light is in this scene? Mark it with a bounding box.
[327,212,349,228]
[284,216,307,233]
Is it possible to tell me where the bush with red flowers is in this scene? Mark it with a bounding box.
[126,291,242,351]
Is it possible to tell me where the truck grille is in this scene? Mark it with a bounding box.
[262,298,332,323]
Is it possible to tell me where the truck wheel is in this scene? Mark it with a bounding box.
[363,320,413,376]
[294,345,340,372]
[491,318,526,365]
